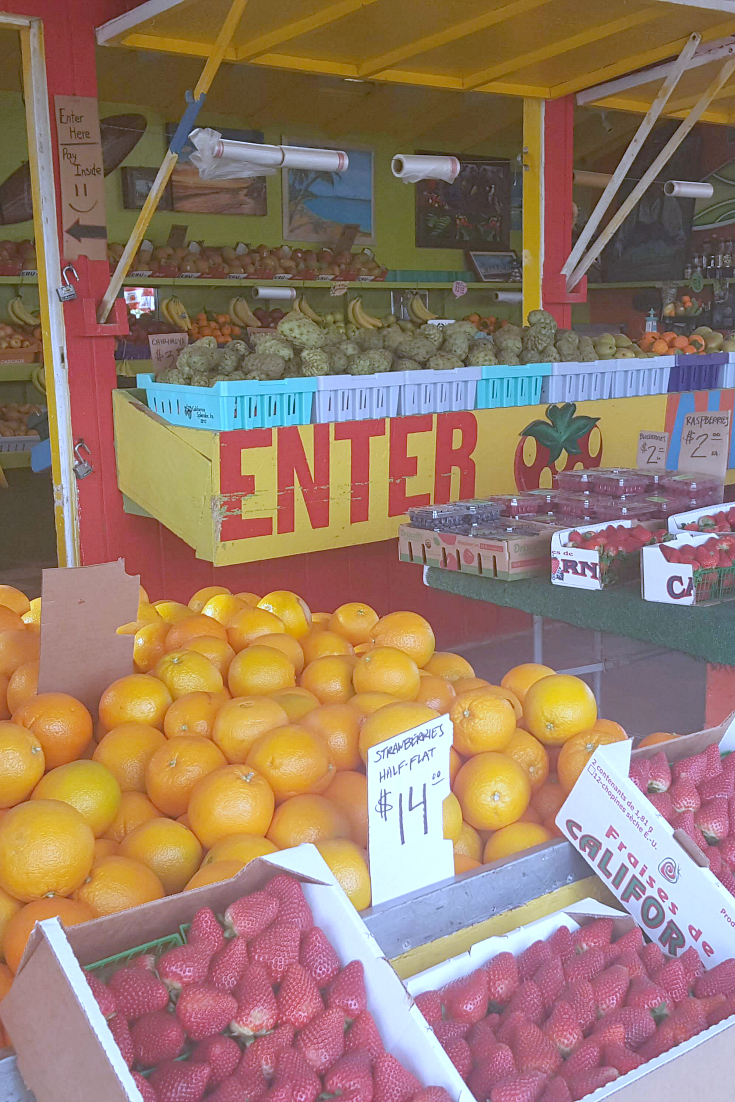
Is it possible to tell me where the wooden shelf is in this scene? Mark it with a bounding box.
[0,451,31,467]
[120,277,522,291]
[0,363,37,383]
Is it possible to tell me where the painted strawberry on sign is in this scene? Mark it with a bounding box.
[515,404,601,491]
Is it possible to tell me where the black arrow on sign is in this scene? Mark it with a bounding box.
[66,220,106,241]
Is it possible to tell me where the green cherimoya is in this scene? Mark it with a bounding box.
[327,347,349,373]
[381,326,406,352]
[395,336,436,363]
[245,353,286,379]
[441,325,472,359]
[427,352,463,371]
[348,349,393,375]
[555,339,579,362]
[301,349,331,376]
[339,339,360,357]
[251,333,295,360]
[499,352,521,366]
[527,309,557,332]
[277,312,325,348]
[418,323,444,348]
[188,371,211,387]
[395,358,423,371]
[353,328,384,351]
[465,341,498,366]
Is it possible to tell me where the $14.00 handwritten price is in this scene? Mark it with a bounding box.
[374,772,444,845]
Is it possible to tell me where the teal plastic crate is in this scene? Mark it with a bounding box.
[475,364,552,409]
[137,374,316,431]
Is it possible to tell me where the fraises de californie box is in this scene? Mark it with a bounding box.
[556,714,735,965]
[398,523,554,580]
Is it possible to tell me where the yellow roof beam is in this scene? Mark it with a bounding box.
[590,93,731,122]
[120,31,237,59]
[357,0,550,78]
[235,0,380,62]
[665,79,735,112]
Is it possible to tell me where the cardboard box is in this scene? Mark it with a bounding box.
[557,713,735,965]
[2,846,457,1102]
[641,532,735,606]
[668,502,735,534]
[551,519,656,591]
[398,523,555,581]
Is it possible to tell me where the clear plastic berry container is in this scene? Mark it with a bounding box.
[551,492,602,518]
[614,503,660,521]
[643,494,680,519]
[590,468,650,496]
[454,498,503,522]
[470,522,540,538]
[554,469,595,493]
[525,488,557,506]
[634,468,665,490]
[660,473,724,506]
[407,504,472,530]
[484,493,541,516]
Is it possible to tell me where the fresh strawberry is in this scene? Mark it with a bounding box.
[611,927,644,956]
[566,1067,618,1101]
[542,1003,582,1058]
[210,1080,260,1102]
[150,1060,212,1102]
[639,942,666,976]
[224,889,279,939]
[669,996,707,1043]
[680,947,704,984]
[698,772,734,800]
[628,762,649,792]
[602,1006,656,1047]
[107,967,169,1021]
[108,1014,134,1067]
[616,950,645,979]
[490,1071,547,1102]
[131,953,157,971]
[669,777,701,813]
[695,798,729,843]
[506,980,544,1024]
[323,1049,372,1092]
[559,1039,599,1078]
[487,952,520,1009]
[157,943,212,991]
[624,975,671,1021]
[638,1021,677,1059]
[645,752,671,794]
[175,982,238,1041]
[300,926,340,987]
[327,961,368,1020]
[590,965,629,1016]
[191,1034,242,1085]
[130,1009,185,1067]
[414,990,442,1025]
[266,874,313,931]
[518,941,552,981]
[239,1026,295,1078]
[719,837,735,870]
[278,962,324,1028]
[564,947,604,985]
[672,752,707,785]
[590,1019,625,1047]
[261,1084,296,1102]
[466,1015,500,1060]
[188,906,225,954]
[345,1011,385,1059]
[647,792,673,820]
[511,1024,561,1076]
[443,1036,473,1079]
[372,1053,420,1102]
[434,1020,469,1045]
[601,1043,644,1075]
[209,936,249,993]
[468,1044,517,1096]
[538,1078,571,1102]
[573,919,613,954]
[694,958,735,998]
[652,960,688,1003]
[704,992,734,1027]
[276,1047,322,1102]
[716,866,735,896]
[297,1007,346,1073]
[558,979,595,1032]
[231,962,278,1037]
[412,1090,452,1102]
[251,922,301,983]
[704,743,723,778]
[534,956,565,1010]
[131,1071,158,1102]
[85,973,116,1019]
[497,1012,527,1046]
[671,810,708,851]
[547,926,575,961]
[440,967,488,1024]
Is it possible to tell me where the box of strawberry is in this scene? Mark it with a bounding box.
[551,521,668,590]
[668,503,735,537]
[406,898,735,1102]
[1,846,457,1102]
[641,531,735,605]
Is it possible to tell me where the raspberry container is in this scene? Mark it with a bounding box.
[554,468,596,493]
[483,493,541,517]
[469,522,541,537]
[525,488,557,506]
[590,467,651,496]
[453,499,503,523]
[407,503,474,530]
[660,472,724,507]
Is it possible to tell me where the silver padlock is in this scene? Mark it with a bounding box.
[57,264,79,303]
[73,439,93,479]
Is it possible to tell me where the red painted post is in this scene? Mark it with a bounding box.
[541,95,586,328]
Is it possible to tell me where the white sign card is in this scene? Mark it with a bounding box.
[636,431,669,470]
[679,411,731,480]
[148,332,189,374]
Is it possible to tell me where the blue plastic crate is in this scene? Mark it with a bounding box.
[669,354,726,392]
[475,364,552,409]
[137,374,316,431]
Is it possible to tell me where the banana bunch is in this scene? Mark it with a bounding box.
[160,296,191,331]
[348,296,382,329]
[294,295,321,323]
[8,296,40,327]
[228,296,260,327]
[407,294,437,324]
[31,366,46,395]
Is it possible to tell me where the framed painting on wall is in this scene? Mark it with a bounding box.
[282,138,374,244]
[121,166,173,211]
[415,152,511,250]
[163,124,268,215]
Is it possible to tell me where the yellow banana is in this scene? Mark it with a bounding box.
[351,296,382,329]
[30,366,46,395]
[408,294,437,324]
[298,296,321,324]
[228,296,260,328]
[164,296,191,331]
[8,296,40,327]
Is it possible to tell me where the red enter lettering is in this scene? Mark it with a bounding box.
[277,424,331,534]
[334,419,386,523]
[219,428,273,541]
[433,411,477,502]
[388,415,433,517]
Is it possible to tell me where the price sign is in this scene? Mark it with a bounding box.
[367,713,454,905]
[330,281,349,297]
[148,332,189,374]
[452,280,468,298]
[679,411,731,480]
[636,431,670,470]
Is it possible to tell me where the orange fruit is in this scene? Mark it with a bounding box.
[593,719,628,739]
[352,647,420,702]
[519,805,543,824]
[99,674,173,732]
[369,611,435,667]
[200,594,249,625]
[0,960,11,1041]
[32,761,122,837]
[183,637,236,678]
[227,607,285,652]
[153,601,192,624]
[315,839,371,910]
[453,677,490,695]
[349,692,398,720]
[454,854,480,874]
[443,793,463,841]
[523,675,597,746]
[638,731,677,747]
[246,724,335,803]
[267,794,350,849]
[132,622,170,674]
[74,855,165,916]
[119,817,203,895]
[302,630,354,666]
[228,646,295,698]
[504,730,549,791]
[0,721,45,807]
[187,764,275,848]
[271,687,320,722]
[359,702,439,763]
[213,697,289,763]
[0,799,95,901]
[0,606,24,633]
[0,630,38,678]
[202,834,278,869]
[416,675,455,714]
[0,676,8,721]
[312,613,332,631]
[104,791,160,844]
[21,603,40,634]
[257,592,312,640]
[257,634,305,675]
[185,860,242,891]
[13,692,93,769]
[453,821,482,861]
[188,585,231,613]
[154,650,224,699]
[234,592,261,607]
[3,897,92,973]
[329,603,379,646]
[454,752,531,831]
[165,615,227,651]
[450,690,516,756]
[163,692,228,740]
[449,746,462,784]
[304,704,361,771]
[300,656,356,705]
[0,886,22,962]
[423,652,474,682]
[323,771,368,848]
[483,685,522,719]
[94,838,120,860]
[484,822,553,863]
[501,663,555,704]
[145,736,226,817]
[558,727,629,793]
[0,586,30,617]
[531,777,567,820]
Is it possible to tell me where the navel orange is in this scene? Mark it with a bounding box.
[188,585,231,613]
[452,677,490,695]
[329,603,379,646]
[227,607,286,652]
[183,637,236,678]
[0,721,45,807]
[256,634,305,675]
[3,897,92,973]
[0,886,22,963]
[233,592,261,607]
[483,822,553,863]
[349,692,398,720]
[369,611,435,667]
[454,854,481,875]
[92,724,166,794]
[13,692,93,769]
[185,860,243,891]
[450,689,516,756]
[0,586,30,617]
[266,794,350,849]
[0,630,38,678]
[20,598,42,634]
[104,791,160,844]
[301,630,354,666]
[99,674,173,732]
[201,834,278,869]
[212,697,289,763]
[154,649,224,699]
[423,652,475,682]
[119,817,203,895]
[199,594,249,625]
[187,764,275,848]
[530,776,567,821]
[303,704,362,771]
[358,702,439,763]
[270,687,320,722]
[323,771,368,848]
[246,724,335,803]
[454,752,531,831]
[257,592,312,639]
[638,731,678,747]
[0,607,24,634]
[442,793,463,841]
[300,655,356,705]
[503,729,549,791]
[132,622,170,674]
[523,674,597,745]
[0,799,95,901]
[352,647,420,701]
[164,615,227,652]
[501,663,556,703]
[163,691,228,740]
[557,727,628,793]
[74,855,165,916]
[32,761,122,837]
[453,821,482,861]
[145,736,226,818]
[228,646,295,697]
[416,674,456,714]
[593,719,628,739]
[315,839,371,911]
[153,601,193,624]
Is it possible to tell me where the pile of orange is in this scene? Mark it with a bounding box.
[638,329,704,356]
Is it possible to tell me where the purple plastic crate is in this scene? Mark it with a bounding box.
[668,353,726,392]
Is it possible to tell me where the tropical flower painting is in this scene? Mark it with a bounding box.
[415,153,511,250]
[282,139,374,244]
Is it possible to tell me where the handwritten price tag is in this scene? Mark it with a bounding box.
[330,281,349,297]
[636,431,669,470]
[148,332,188,374]
[452,280,468,298]
[679,411,731,480]
[367,713,454,905]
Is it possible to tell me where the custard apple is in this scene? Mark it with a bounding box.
[381,327,405,351]
[327,347,349,373]
[348,350,393,375]
[442,329,471,359]
[427,353,463,371]
[251,334,294,360]
[301,349,331,376]
[465,342,498,366]
[419,323,444,348]
[395,337,435,363]
[339,340,360,357]
[353,328,384,351]
[395,358,422,371]
[277,313,325,348]
[246,353,285,379]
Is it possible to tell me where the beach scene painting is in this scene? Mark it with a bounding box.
[282,139,374,244]
[164,125,268,216]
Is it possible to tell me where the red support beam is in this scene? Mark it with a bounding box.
[542,95,585,328]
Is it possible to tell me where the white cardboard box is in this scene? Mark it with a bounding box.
[667,502,733,534]
[551,519,646,591]
[641,531,735,605]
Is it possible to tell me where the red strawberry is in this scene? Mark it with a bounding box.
[590,965,629,1017]
[648,792,674,821]
[132,953,157,971]
[414,990,442,1025]
[487,953,520,1009]
[612,928,644,955]
[300,926,340,987]
[297,1007,346,1073]
[175,982,238,1041]
[639,942,666,976]
[413,1090,452,1102]
[327,961,368,1020]
[251,922,301,983]
[559,1039,599,1078]
[131,1072,158,1102]
[276,1048,322,1102]
[85,973,116,1019]
[372,1054,420,1102]
[444,1036,473,1078]
[694,958,735,998]
[345,1010,384,1059]
[534,956,565,1010]
[490,1072,547,1102]
[590,1019,625,1047]
[497,1012,526,1046]
[669,996,707,1043]
[278,962,324,1028]
[538,1078,571,1102]
[191,1034,242,1085]
[511,1024,561,1075]
[440,967,488,1024]
[637,1023,675,1060]
[262,1085,296,1102]
[602,1043,644,1075]
[543,1003,582,1058]
[210,1080,260,1102]
[131,1009,185,1066]
[323,1049,372,1092]
[646,752,672,794]
[506,980,544,1025]
[108,1014,133,1067]
[547,927,575,961]
[564,947,604,985]
[239,1026,295,1078]
[468,1044,516,1096]
[669,777,701,813]
[224,890,279,939]
[231,963,278,1037]
[718,837,735,870]
[704,845,723,875]
[652,959,688,1003]
[629,762,649,792]
[616,950,645,979]
[157,944,212,991]
[209,936,249,992]
[467,1015,500,1059]
[150,1060,211,1102]
[672,753,707,785]
[189,906,225,954]
[680,947,704,983]
[519,941,552,981]
[624,975,671,1021]
[671,810,708,851]
[698,772,734,800]
[567,1067,618,1101]
[716,866,735,896]
[704,743,722,778]
[434,1020,469,1045]
[558,979,595,1032]
[695,798,729,843]
[573,919,613,953]
[266,874,313,931]
[108,967,169,1021]
[601,1006,656,1047]
[704,992,734,1027]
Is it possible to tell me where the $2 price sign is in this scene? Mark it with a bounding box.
[366,713,454,905]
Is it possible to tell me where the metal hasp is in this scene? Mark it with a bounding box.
[56,263,78,303]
